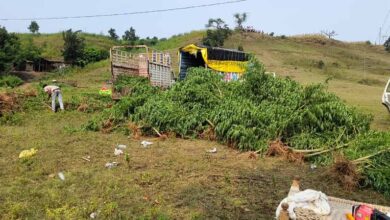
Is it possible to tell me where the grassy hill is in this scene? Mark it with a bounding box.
[15,31,390,130]
[17,33,117,60]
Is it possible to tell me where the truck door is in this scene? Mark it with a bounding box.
[383,78,390,112]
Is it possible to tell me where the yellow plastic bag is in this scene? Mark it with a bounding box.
[19,148,38,159]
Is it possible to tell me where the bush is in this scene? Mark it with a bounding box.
[0,75,23,88]
[75,48,109,67]
[317,60,325,69]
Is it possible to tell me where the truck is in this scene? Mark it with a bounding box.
[110,45,173,99]
[382,78,390,112]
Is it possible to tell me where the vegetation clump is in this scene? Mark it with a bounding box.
[0,75,23,88]
[84,57,390,195]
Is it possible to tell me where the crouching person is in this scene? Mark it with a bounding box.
[43,84,64,112]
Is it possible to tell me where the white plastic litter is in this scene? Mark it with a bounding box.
[114,148,123,156]
[105,162,118,169]
[141,140,153,148]
[90,212,97,219]
[58,172,65,181]
[207,147,217,153]
[275,189,331,220]
[116,144,127,149]
[310,164,317,169]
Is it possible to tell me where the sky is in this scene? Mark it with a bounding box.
[1,0,390,43]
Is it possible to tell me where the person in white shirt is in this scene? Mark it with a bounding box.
[43,84,64,112]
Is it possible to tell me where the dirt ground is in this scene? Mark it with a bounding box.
[1,113,389,219]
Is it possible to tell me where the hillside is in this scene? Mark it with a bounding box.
[16,31,390,130]
[17,33,117,60]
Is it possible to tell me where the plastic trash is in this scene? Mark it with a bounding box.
[207,147,217,153]
[19,148,38,159]
[141,140,153,148]
[276,189,331,219]
[105,162,118,169]
[310,164,317,170]
[90,212,97,219]
[58,172,65,181]
[116,144,127,150]
[114,148,123,156]
[81,156,91,162]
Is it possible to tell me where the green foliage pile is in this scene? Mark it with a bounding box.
[85,58,390,195]
[87,58,371,150]
[83,76,158,131]
[342,131,390,195]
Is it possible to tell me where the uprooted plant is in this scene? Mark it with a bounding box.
[84,57,390,196]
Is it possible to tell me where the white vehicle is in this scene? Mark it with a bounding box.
[382,78,390,112]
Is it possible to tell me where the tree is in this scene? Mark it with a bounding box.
[321,30,337,39]
[0,26,20,75]
[202,18,232,47]
[122,27,139,43]
[62,29,85,65]
[28,21,39,34]
[15,37,42,70]
[233,13,247,31]
[108,28,118,41]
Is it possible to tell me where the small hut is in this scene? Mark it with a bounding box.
[178,44,249,81]
[34,58,66,72]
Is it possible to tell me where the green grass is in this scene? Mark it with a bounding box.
[17,33,117,60]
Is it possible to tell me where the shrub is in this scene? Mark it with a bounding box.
[75,48,109,67]
[0,75,23,88]
[317,60,325,69]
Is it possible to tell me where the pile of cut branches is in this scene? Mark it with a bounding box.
[85,57,390,195]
